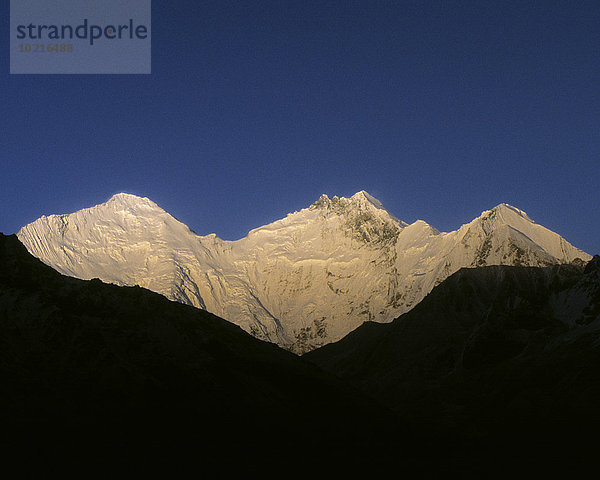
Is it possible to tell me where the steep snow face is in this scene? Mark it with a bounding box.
[17,193,216,309]
[17,192,591,353]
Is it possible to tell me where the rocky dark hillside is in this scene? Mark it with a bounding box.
[0,233,402,476]
[307,258,600,473]
[4,229,599,476]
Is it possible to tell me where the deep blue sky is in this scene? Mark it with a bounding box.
[2,1,599,254]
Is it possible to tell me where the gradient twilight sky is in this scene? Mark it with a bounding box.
[2,1,599,254]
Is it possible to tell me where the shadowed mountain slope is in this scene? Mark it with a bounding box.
[307,258,600,473]
[0,233,403,476]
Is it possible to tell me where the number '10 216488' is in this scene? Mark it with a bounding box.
[19,43,73,53]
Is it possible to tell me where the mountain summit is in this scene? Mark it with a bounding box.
[17,192,590,353]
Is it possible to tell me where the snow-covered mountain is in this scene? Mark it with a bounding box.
[17,191,591,353]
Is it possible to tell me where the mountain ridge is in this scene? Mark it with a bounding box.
[17,191,591,353]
